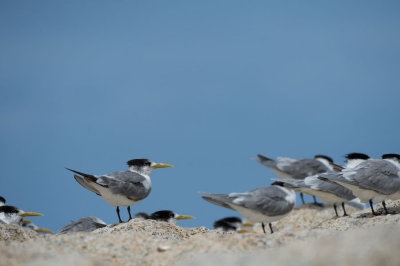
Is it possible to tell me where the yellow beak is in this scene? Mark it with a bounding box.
[36,228,55,234]
[153,163,174,169]
[20,212,43,217]
[22,219,33,225]
[237,229,258,234]
[242,222,255,227]
[176,214,195,220]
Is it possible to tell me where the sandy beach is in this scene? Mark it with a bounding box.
[1,200,400,266]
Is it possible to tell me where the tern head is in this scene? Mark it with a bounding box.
[0,206,43,225]
[21,220,54,234]
[382,154,400,164]
[345,153,370,168]
[213,217,242,231]
[127,159,173,175]
[0,196,5,206]
[271,181,285,187]
[149,210,195,224]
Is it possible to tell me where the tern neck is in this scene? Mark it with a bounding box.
[129,166,153,176]
[345,159,366,169]
[385,159,400,169]
[315,158,333,171]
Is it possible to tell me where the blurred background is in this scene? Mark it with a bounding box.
[1,0,399,231]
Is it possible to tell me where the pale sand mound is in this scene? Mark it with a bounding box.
[1,200,400,266]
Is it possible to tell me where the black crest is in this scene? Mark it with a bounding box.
[0,205,20,214]
[271,181,285,187]
[150,210,175,221]
[382,154,400,160]
[0,196,5,204]
[345,153,370,160]
[314,155,333,163]
[214,217,242,231]
[127,159,151,167]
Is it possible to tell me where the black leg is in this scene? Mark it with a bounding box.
[369,200,377,216]
[116,206,123,223]
[127,206,133,221]
[313,196,323,207]
[300,193,305,204]
[261,223,266,234]
[333,204,338,217]
[342,202,348,216]
[382,201,388,215]
[269,223,274,234]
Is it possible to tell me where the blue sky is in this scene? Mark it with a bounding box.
[1,1,399,231]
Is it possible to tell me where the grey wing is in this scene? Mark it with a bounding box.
[305,175,355,200]
[97,171,150,200]
[281,159,330,179]
[73,175,101,196]
[255,154,279,169]
[57,217,106,234]
[240,187,295,216]
[199,192,235,210]
[342,161,400,194]
[276,179,309,191]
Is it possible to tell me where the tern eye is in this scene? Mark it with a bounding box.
[145,162,151,166]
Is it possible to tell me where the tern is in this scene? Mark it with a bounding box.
[57,216,107,234]
[254,154,341,205]
[66,159,173,223]
[0,205,43,225]
[20,219,54,234]
[319,154,400,215]
[200,182,295,234]
[276,153,370,216]
[213,217,254,232]
[134,210,195,224]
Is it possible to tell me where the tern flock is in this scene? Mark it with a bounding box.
[1,153,399,234]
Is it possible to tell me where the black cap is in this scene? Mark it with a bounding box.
[382,154,400,160]
[127,159,151,167]
[345,153,370,160]
[149,210,175,221]
[314,155,334,163]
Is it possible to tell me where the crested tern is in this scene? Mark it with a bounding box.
[0,205,43,225]
[57,216,107,234]
[276,153,370,216]
[66,158,173,223]
[255,154,341,204]
[213,217,254,232]
[319,154,400,215]
[200,182,295,234]
[134,210,195,224]
[20,219,54,234]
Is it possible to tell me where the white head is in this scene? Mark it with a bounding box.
[127,159,173,176]
[314,155,335,170]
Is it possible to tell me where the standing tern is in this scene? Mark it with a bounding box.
[200,182,295,234]
[276,153,370,216]
[0,205,43,225]
[319,154,400,215]
[255,154,341,204]
[66,158,173,223]
[57,216,107,234]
